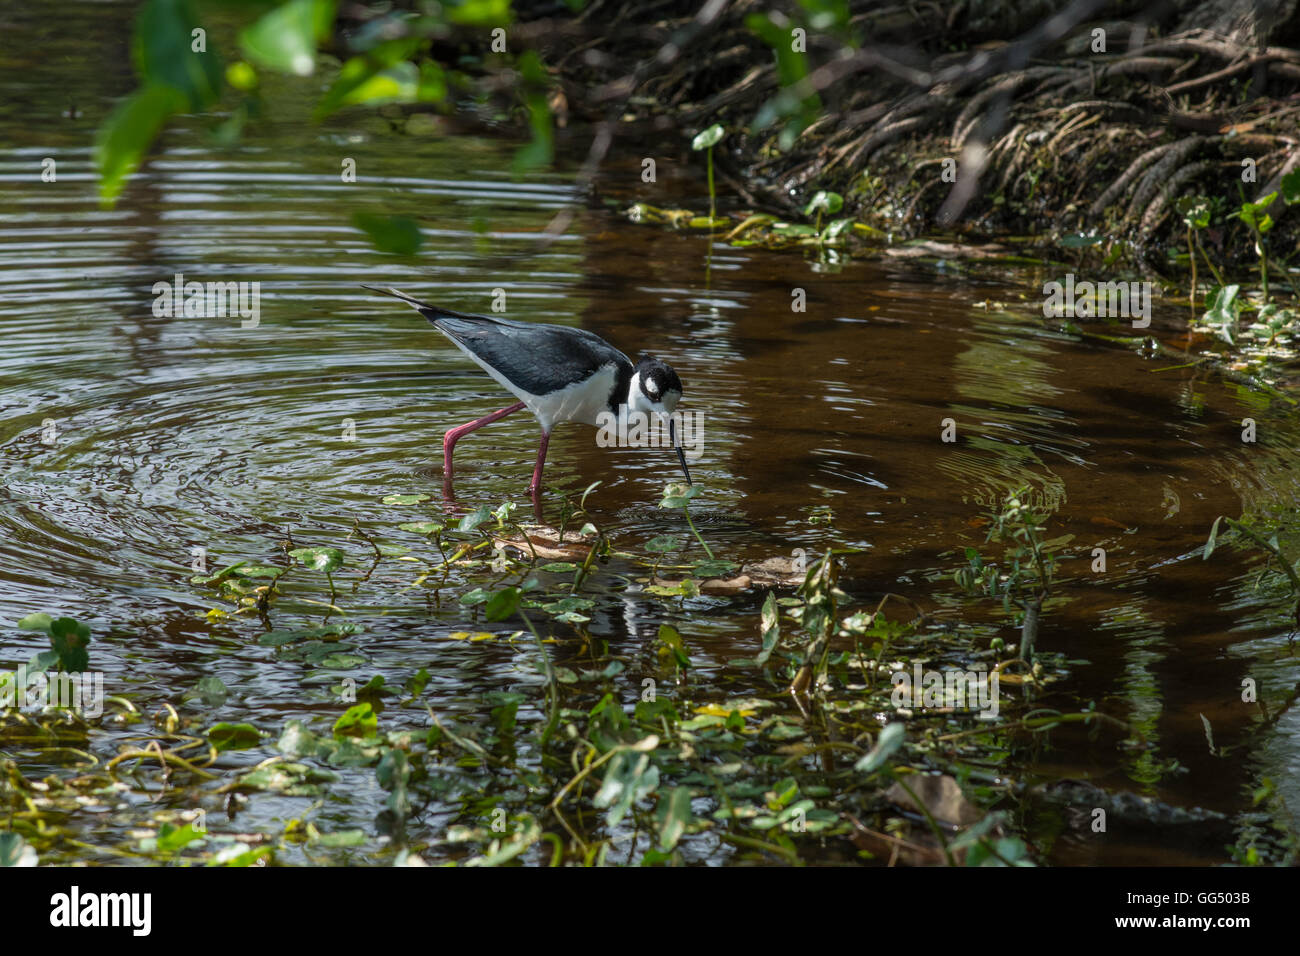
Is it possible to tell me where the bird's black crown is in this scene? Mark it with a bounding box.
[634,354,683,400]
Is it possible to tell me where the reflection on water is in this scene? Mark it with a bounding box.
[2,0,1299,865]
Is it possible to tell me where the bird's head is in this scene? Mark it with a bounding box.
[629,355,691,485]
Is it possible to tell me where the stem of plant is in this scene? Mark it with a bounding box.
[1196,234,1224,287]
[683,504,714,560]
[1255,225,1270,300]
[706,145,715,224]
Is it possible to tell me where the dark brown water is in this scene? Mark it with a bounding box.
[2,0,1298,865]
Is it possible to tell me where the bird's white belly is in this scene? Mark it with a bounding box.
[447,334,616,433]
[526,364,617,432]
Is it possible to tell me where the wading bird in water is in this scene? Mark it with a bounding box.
[363,286,693,499]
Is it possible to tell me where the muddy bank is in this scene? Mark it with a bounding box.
[501,0,1300,277]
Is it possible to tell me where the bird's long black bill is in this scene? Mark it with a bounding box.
[670,417,692,485]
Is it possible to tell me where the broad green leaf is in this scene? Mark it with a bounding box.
[457,505,494,533]
[0,833,37,867]
[803,190,844,216]
[333,702,378,739]
[398,521,442,535]
[208,722,265,752]
[645,535,684,553]
[132,0,222,109]
[314,37,422,119]
[192,675,228,706]
[657,624,690,669]
[693,558,736,578]
[1282,168,1300,205]
[445,0,512,27]
[383,493,431,505]
[95,83,187,206]
[855,721,905,773]
[485,587,522,622]
[692,124,725,151]
[156,822,205,853]
[289,546,343,573]
[593,751,659,826]
[49,617,91,672]
[1175,195,1210,230]
[353,213,424,256]
[239,0,336,76]
[658,787,693,851]
[821,217,855,240]
[16,613,53,635]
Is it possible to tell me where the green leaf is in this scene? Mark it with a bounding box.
[457,505,494,533]
[512,51,553,174]
[16,613,53,635]
[756,591,780,666]
[593,751,659,826]
[398,521,443,534]
[1202,284,1241,342]
[692,123,725,151]
[315,38,423,119]
[645,535,684,554]
[821,217,855,240]
[289,546,343,573]
[854,722,905,773]
[803,191,844,216]
[693,558,736,578]
[333,703,378,739]
[658,787,693,851]
[1175,195,1211,230]
[191,675,229,706]
[657,624,690,669]
[383,493,431,505]
[445,0,512,27]
[133,0,222,110]
[1204,516,1224,560]
[239,0,336,76]
[49,617,91,672]
[258,624,360,646]
[95,83,187,206]
[0,832,36,867]
[1282,168,1300,205]
[208,722,265,752]
[538,561,578,572]
[485,587,522,622]
[353,213,424,256]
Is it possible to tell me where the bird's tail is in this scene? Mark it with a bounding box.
[360,285,480,324]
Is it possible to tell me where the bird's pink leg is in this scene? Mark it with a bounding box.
[443,402,525,486]
[529,430,551,498]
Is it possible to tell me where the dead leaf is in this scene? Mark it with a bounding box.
[885,774,981,828]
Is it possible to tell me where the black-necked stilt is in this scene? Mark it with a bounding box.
[363,286,693,496]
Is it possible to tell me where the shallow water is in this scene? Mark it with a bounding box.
[2,1,1298,865]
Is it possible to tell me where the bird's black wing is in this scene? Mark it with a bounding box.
[361,285,632,396]
[432,313,631,398]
